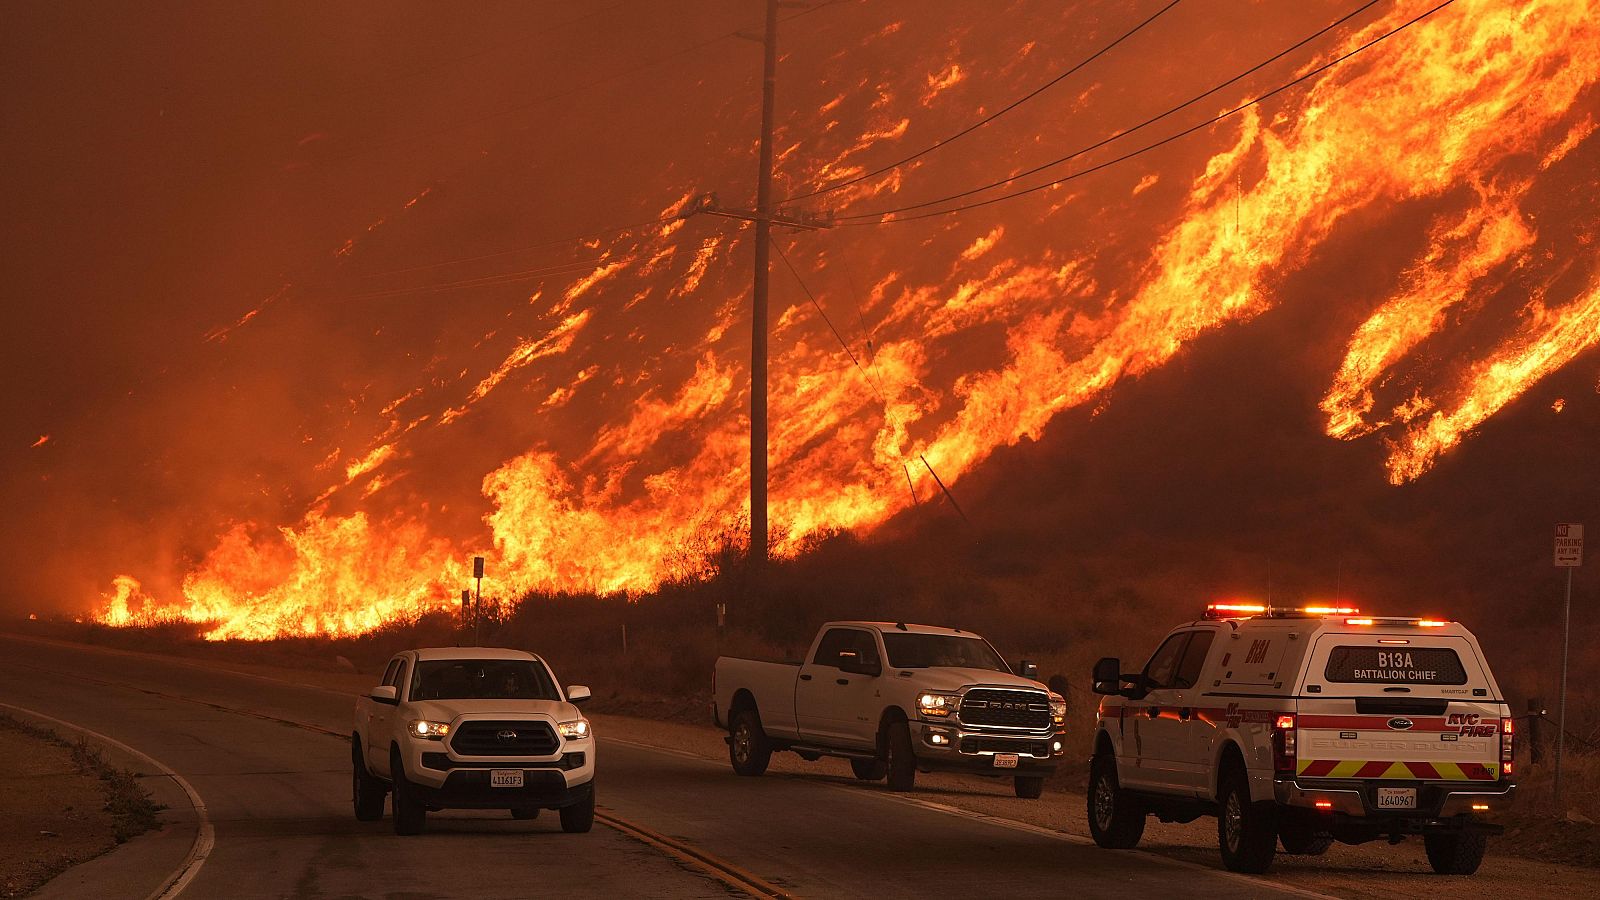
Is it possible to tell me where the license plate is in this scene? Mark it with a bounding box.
[490,769,525,788]
[1377,787,1416,809]
[993,753,1019,769]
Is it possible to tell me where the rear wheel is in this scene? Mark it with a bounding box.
[1086,755,1145,849]
[728,708,772,776]
[850,757,887,781]
[1279,821,1332,856]
[1217,767,1276,873]
[1013,775,1045,799]
[1424,830,1487,875]
[390,750,426,836]
[885,721,917,792]
[560,785,595,834]
[351,741,386,822]
[510,808,540,820]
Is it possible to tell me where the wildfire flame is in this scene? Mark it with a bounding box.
[94,0,1600,638]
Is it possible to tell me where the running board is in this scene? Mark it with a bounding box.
[785,744,878,761]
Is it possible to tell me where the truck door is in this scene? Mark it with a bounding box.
[1169,628,1219,796]
[1121,632,1192,792]
[367,656,405,774]
[796,627,882,749]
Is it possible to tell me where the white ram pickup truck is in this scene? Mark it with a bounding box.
[351,647,595,835]
[713,621,1066,797]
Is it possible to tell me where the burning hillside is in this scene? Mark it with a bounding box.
[9,1,1595,639]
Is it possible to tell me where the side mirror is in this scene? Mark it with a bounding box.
[1019,659,1040,679]
[1091,657,1121,695]
[566,685,591,704]
[370,685,398,705]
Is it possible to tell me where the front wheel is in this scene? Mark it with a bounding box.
[352,742,386,822]
[390,750,426,836]
[728,708,772,776]
[1013,775,1045,799]
[885,721,916,792]
[560,785,595,834]
[1086,755,1145,848]
[850,757,887,781]
[1424,831,1487,875]
[1217,768,1277,873]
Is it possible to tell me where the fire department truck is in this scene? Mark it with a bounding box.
[1087,604,1514,874]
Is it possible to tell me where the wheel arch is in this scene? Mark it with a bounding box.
[875,706,909,754]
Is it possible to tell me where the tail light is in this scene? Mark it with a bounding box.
[1500,716,1514,778]
[1273,713,1297,774]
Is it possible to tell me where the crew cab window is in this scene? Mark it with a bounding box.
[1324,646,1468,685]
[812,629,879,669]
[410,660,561,701]
[881,634,1008,671]
[1142,633,1190,689]
[1173,630,1215,689]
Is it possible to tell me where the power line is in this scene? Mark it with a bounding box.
[333,216,673,283]
[771,236,970,521]
[345,258,611,301]
[839,0,1408,224]
[770,237,884,403]
[781,0,1184,203]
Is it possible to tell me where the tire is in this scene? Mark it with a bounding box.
[885,721,917,792]
[1217,766,1277,873]
[390,749,427,836]
[352,741,386,822]
[728,708,772,777]
[1279,821,1332,856]
[1014,775,1045,800]
[510,808,540,820]
[1086,755,1145,849]
[850,757,888,781]
[560,785,595,834]
[1424,831,1487,875]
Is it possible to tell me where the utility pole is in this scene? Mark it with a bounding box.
[752,0,778,564]
[681,0,833,566]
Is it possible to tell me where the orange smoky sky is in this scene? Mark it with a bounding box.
[1,0,1595,637]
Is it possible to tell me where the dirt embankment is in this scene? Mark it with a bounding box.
[0,716,160,899]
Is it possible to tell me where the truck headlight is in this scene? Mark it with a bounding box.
[557,719,591,740]
[410,720,450,740]
[1049,693,1067,727]
[917,692,959,719]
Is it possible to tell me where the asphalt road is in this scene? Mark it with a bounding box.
[0,635,1310,899]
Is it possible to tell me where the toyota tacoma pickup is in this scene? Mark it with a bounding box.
[352,647,595,835]
[1088,603,1514,874]
[713,621,1066,796]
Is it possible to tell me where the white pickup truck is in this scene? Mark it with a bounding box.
[713,621,1066,797]
[351,647,595,835]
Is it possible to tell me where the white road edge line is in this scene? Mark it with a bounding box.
[603,736,1337,900]
[0,701,214,900]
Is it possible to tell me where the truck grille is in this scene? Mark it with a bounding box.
[958,737,1053,757]
[958,689,1052,730]
[449,720,559,757]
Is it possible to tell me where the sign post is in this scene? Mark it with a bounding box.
[472,556,486,646]
[1553,524,1583,807]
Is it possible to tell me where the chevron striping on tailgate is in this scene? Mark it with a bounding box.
[1296,758,1496,780]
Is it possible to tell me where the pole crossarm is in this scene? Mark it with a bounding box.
[682,192,834,230]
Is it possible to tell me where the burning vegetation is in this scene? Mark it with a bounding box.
[10,1,1593,640]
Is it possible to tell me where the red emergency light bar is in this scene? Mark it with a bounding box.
[1344,616,1453,627]
[1204,603,1361,620]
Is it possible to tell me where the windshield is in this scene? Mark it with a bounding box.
[881,633,1010,672]
[409,659,560,701]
